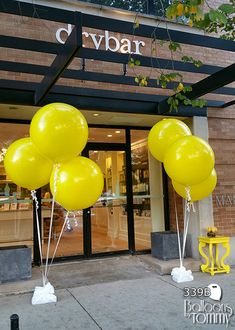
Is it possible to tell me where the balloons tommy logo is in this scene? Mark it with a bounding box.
[148,118,216,202]
[4,103,104,211]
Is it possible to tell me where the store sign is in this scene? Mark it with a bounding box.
[215,194,235,207]
[56,24,146,55]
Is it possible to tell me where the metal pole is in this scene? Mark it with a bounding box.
[10,314,19,330]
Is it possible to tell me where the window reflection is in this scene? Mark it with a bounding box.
[131,130,152,250]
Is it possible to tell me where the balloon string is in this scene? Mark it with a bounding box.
[31,190,46,287]
[182,200,190,265]
[44,164,60,284]
[173,190,182,268]
[46,211,70,278]
[191,202,196,213]
[0,148,6,162]
[185,186,191,200]
[185,187,191,212]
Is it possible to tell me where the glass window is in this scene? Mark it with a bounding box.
[0,123,33,250]
[131,129,165,251]
[90,150,128,253]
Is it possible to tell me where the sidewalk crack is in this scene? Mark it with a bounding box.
[66,288,103,330]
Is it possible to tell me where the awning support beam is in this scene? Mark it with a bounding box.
[34,12,82,105]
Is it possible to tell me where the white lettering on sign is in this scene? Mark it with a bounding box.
[56,24,146,55]
[56,24,72,44]
[215,195,235,207]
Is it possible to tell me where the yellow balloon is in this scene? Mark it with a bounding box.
[4,138,53,190]
[148,119,191,162]
[50,156,104,211]
[164,135,215,186]
[172,169,217,202]
[30,103,88,163]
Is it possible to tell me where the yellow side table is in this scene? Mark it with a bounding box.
[198,236,230,276]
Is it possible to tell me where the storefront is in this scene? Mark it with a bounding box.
[0,117,166,262]
[0,0,234,264]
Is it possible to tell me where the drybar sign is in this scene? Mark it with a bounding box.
[56,24,146,55]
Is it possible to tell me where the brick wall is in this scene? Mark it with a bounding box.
[208,107,235,236]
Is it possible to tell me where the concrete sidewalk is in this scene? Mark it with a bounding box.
[0,255,234,329]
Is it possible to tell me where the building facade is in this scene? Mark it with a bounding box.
[0,0,234,264]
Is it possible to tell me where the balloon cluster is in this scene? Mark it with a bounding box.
[4,103,104,210]
[148,119,217,202]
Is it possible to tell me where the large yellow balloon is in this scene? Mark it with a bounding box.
[30,103,88,163]
[148,119,191,162]
[164,135,215,186]
[4,138,53,190]
[50,156,104,211]
[172,169,217,202]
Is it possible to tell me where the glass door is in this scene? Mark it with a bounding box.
[88,149,128,254]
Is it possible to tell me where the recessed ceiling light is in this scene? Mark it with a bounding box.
[94,150,98,153]
[93,113,100,117]
[107,134,112,137]
[115,130,121,134]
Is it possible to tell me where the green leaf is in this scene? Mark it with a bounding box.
[161,81,167,88]
[209,10,227,24]
[219,4,234,15]
[134,59,141,66]
[166,5,177,20]
[176,93,186,101]
[167,96,173,105]
[183,99,191,105]
[184,86,193,92]
[216,11,228,24]
[209,10,218,22]
[195,12,211,29]
[169,41,182,52]
[181,55,192,63]
[193,60,203,68]
[191,99,206,107]
[134,20,140,29]
[189,0,203,5]
[134,77,139,83]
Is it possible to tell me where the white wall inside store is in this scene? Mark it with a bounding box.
[148,152,165,233]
